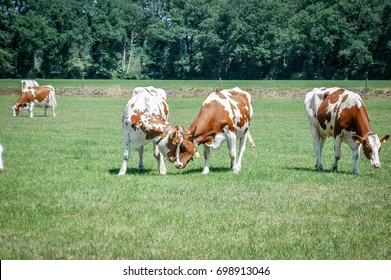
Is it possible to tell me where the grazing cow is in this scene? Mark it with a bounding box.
[177,87,254,174]
[21,80,39,91]
[119,86,195,175]
[304,87,389,175]
[0,144,4,172]
[12,86,57,118]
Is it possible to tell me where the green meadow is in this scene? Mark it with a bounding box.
[0,82,390,259]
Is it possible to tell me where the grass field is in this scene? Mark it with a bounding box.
[0,84,390,259]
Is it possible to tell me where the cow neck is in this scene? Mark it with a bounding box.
[188,124,215,147]
[155,125,173,145]
[355,106,373,137]
[188,124,199,146]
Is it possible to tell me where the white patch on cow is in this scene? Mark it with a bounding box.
[203,90,236,121]
[21,80,39,91]
[336,91,363,119]
[208,131,227,151]
[367,134,382,167]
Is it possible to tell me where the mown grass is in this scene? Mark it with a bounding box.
[0,93,390,260]
[1,78,391,90]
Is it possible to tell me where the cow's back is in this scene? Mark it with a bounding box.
[305,87,337,121]
[127,87,168,120]
[31,86,55,102]
[305,87,365,137]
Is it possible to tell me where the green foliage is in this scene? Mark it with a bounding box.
[1,0,391,79]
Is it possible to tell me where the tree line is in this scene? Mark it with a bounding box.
[1,0,391,80]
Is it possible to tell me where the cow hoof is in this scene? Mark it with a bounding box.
[202,167,209,175]
[158,165,167,175]
[316,165,324,171]
[138,165,145,172]
[353,170,360,175]
[118,171,126,176]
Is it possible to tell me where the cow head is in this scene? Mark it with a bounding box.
[353,133,390,168]
[12,104,20,116]
[165,126,196,169]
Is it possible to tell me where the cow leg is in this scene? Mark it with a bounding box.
[137,146,145,172]
[44,106,48,117]
[153,143,167,175]
[347,138,361,175]
[236,134,248,172]
[202,145,211,174]
[309,125,325,170]
[227,132,239,174]
[51,97,56,117]
[332,136,342,172]
[29,102,35,118]
[118,132,131,176]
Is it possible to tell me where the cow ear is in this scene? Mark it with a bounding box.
[352,135,363,144]
[380,134,390,143]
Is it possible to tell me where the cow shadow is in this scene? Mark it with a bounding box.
[108,168,154,175]
[286,166,356,175]
[179,166,231,175]
[109,166,232,176]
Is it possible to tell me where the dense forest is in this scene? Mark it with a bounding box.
[1,0,391,80]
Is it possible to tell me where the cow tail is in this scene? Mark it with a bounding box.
[49,86,57,107]
[247,130,256,147]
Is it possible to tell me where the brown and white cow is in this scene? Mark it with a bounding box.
[304,87,389,175]
[176,87,254,174]
[118,86,195,175]
[12,86,57,118]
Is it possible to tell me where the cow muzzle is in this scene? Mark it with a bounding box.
[372,162,381,169]
[175,162,184,169]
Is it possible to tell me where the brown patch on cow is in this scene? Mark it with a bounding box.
[188,100,233,145]
[216,91,227,99]
[317,103,330,130]
[162,101,169,116]
[329,88,345,103]
[334,104,372,138]
[32,86,52,102]
[317,88,346,130]
[362,139,373,159]
[227,91,251,129]
[146,129,163,140]
[130,109,145,130]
